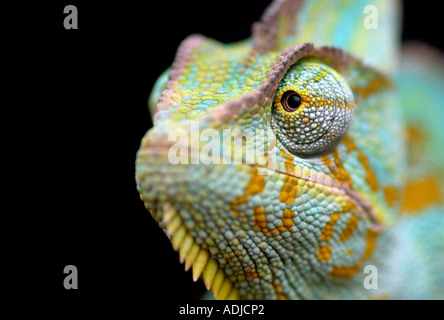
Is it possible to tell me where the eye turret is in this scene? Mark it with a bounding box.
[272,60,354,157]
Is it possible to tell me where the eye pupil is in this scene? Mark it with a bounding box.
[282,91,302,112]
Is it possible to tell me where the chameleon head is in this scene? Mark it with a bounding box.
[135,32,394,299]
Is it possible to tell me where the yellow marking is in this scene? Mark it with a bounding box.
[229,168,266,217]
[369,295,390,300]
[400,178,442,214]
[317,245,332,262]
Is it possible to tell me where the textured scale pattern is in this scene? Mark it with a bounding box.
[272,58,354,156]
[136,0,444,299]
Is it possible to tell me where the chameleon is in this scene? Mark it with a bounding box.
[136,0,444,299]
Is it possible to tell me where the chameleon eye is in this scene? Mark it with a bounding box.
[271,60,354,157]
[282,91,302,112]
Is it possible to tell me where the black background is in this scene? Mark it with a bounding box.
[30,0,444,309]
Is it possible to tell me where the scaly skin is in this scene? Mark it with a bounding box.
[136,0,444,299]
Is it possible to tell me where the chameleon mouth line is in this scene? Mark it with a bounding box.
[140,140,382,227]
[271,168,383,227]
[160,203,240,300]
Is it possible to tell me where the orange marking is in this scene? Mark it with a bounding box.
[252,207,279,236]
[357,151,379,192]
[400,178,442,214]
[253,206,267,229]
[321,150,352,187]
[352,73,391,101]
[284,155,295,174]
[338,214,359,242]
[273,154,299,233]
[317,245,332,262]
[278,175,299,205]
[362,229,378,260]
[383,185,398,207]
[278,155,299,205]
[273,281,288,300]
[320,212,344,242]
[342,134,356,150]
[406,125,424,144]
[329,229,378,278]
[229,168,266,217]
[281,208,296,231]
[405,125,427,167]
[245,267,258,281]
[253,206,294,236]
[343,135,379,192]
[329,263,362,278]
[268,138,277,150]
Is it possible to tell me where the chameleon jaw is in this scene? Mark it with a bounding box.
[136,129,241,299]
[156,202,240,300]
